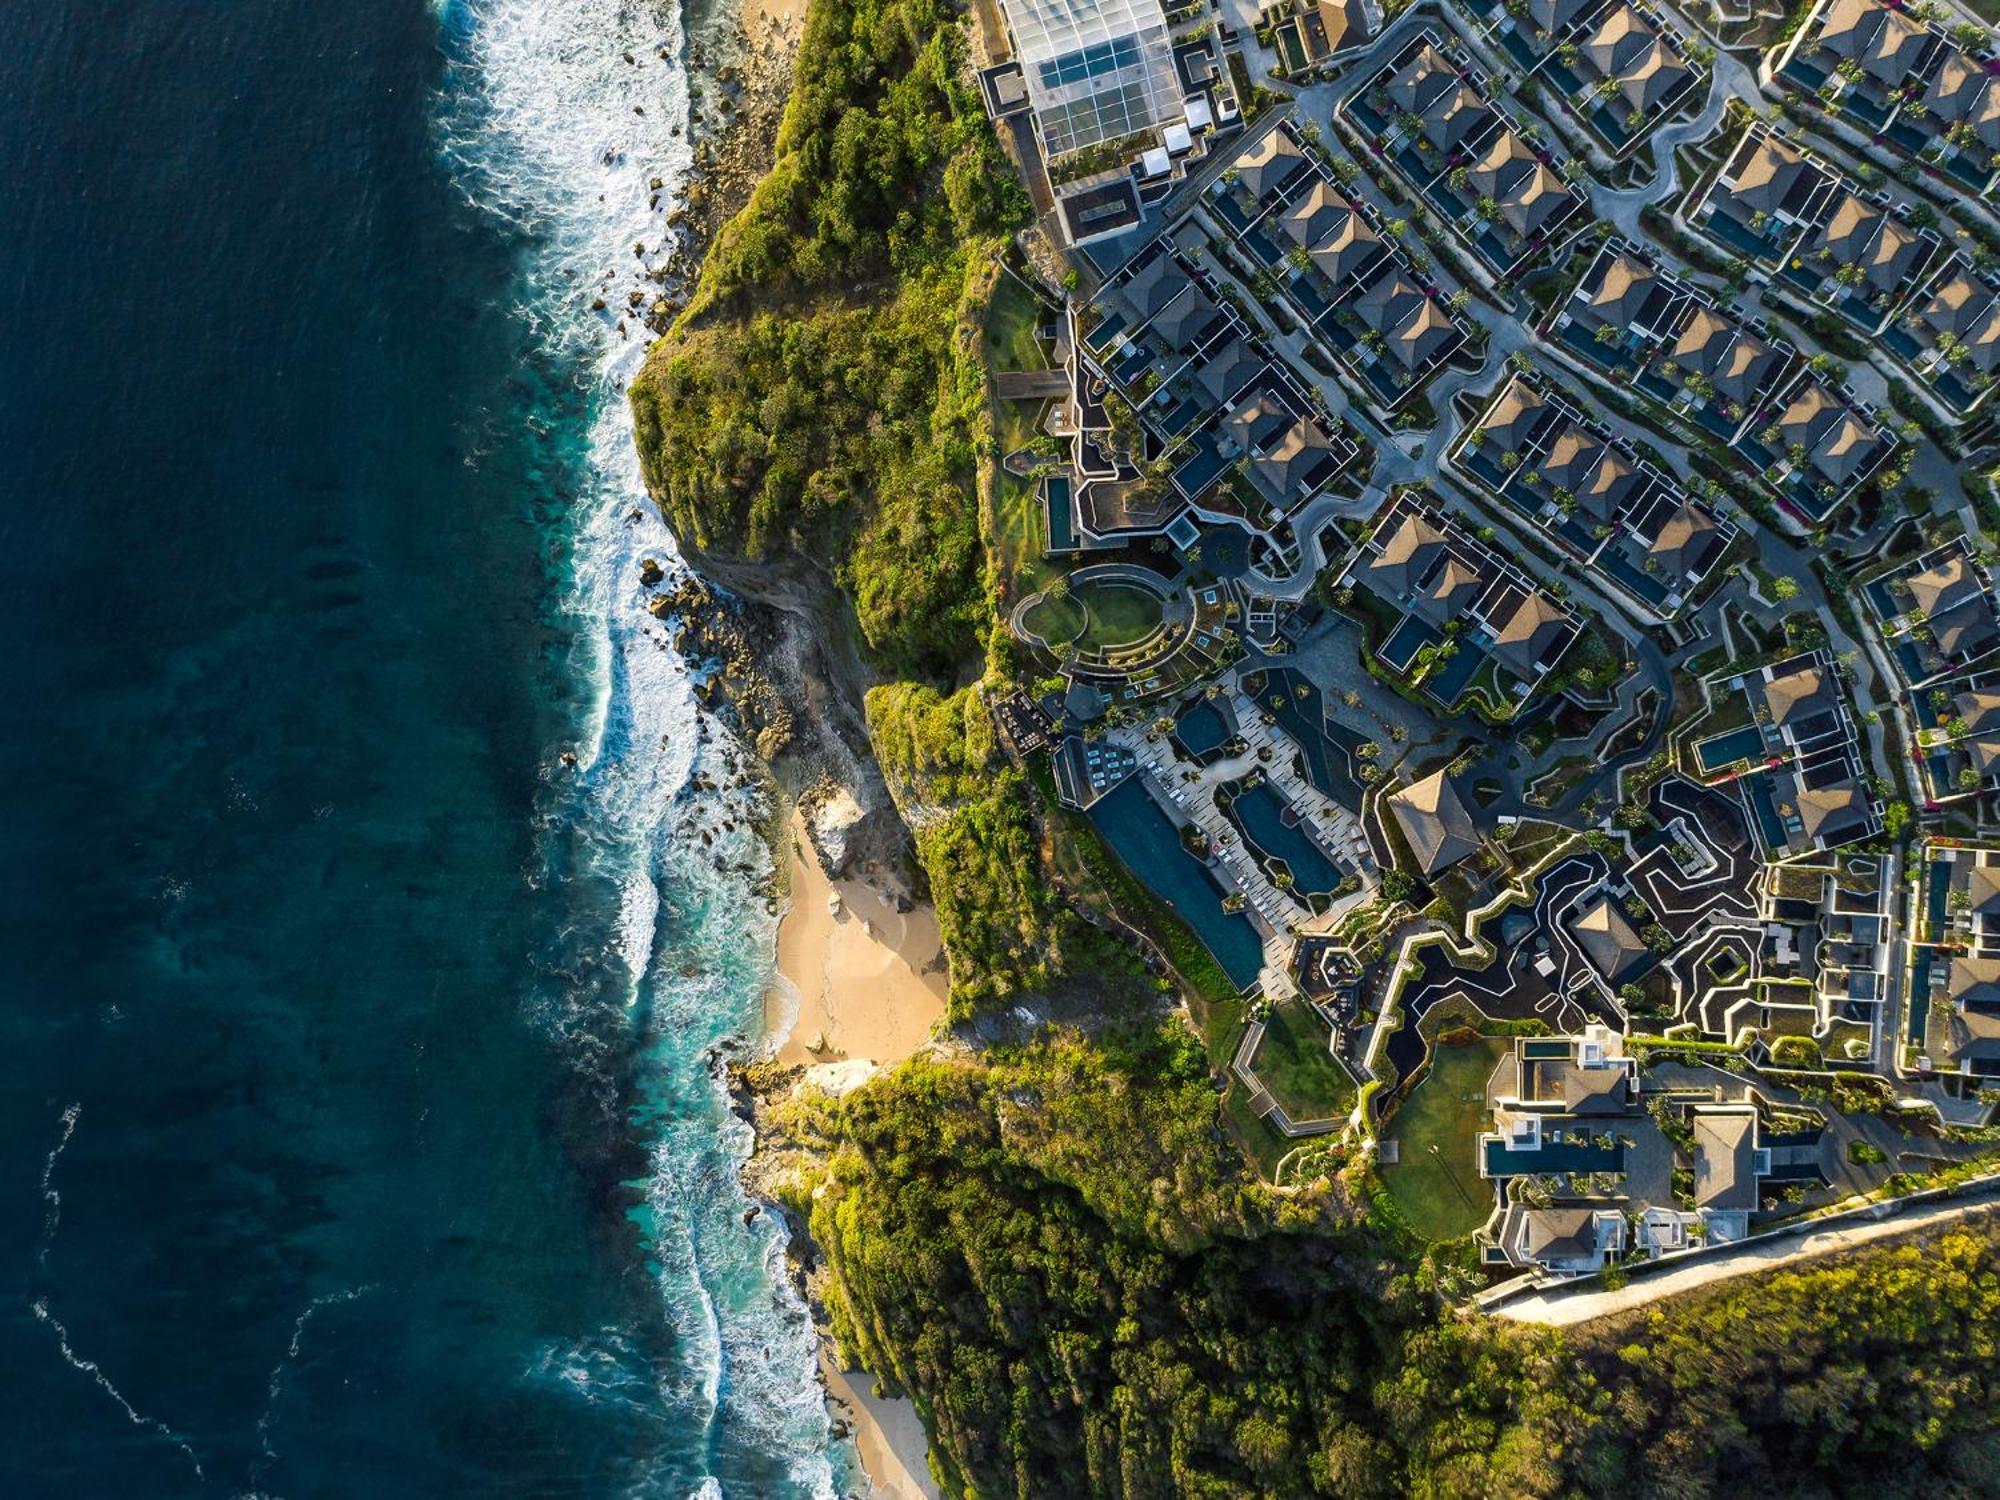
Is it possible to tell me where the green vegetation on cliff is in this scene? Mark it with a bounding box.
[630,0,1138,1020]
[632,3,2000,1494]
[786,1043,2000,1497]
[1572,1226,2000,1491]
[865,680,1132,1017]
[628,0,1025,680]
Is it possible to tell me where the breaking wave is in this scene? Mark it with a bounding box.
[431,1,843,1493]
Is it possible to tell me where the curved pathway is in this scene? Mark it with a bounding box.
[1586,52,1761,241]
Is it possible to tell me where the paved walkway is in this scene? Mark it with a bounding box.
[993,368,1067,398]
[1495,1182,2000,1327]
[1586,53,1758,241]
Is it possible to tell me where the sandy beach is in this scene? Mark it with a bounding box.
[762,807,947,1494]
[823,1355,941,1500]
[740,0,810,48]
[765,810,947,1069]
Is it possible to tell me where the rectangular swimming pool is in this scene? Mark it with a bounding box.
[1377,613,1440,672]
[1171,435,1228,500]
[1483,1137,1625,1177]
[1043,477,1076,554]
[1087,777,1264,990]
[1422,643,1483,708]
[1694,725,1766,773]
[1742,774,1791,853]
[1909,951,1933,1045]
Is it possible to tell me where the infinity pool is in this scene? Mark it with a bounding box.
[1087,777,1264,989]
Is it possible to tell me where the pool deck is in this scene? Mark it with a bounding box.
[1103,670,1384,999]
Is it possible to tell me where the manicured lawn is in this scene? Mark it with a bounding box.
[1021,590,1086,644]
[983,271,1056,599]
[985,271,1049,374]
[1381,1034,1508,1241]
[992,470,1048,595]
[1074,579,1164,648]
[1689,688,1754,739]
[1250,1001,1355,1123]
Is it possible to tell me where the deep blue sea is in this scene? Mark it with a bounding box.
[0,2,844,1494]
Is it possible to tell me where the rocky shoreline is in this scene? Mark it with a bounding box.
[638,0,911,879]
[632,7,943,1490]
[635,0,803,338]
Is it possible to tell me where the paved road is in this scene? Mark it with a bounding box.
[1494,1181,2000,1327]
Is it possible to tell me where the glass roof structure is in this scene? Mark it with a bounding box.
[1003,0,1183,159]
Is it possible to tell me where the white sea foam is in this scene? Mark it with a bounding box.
[36,1100,80,1272]
[432,2,842,1494]
[31,1105,207,1484]
[33,1300,207,1485]
[250,1284,377,1482]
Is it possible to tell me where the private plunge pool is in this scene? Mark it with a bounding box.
[1694,724,1768,774]
[1086,776,1265,990]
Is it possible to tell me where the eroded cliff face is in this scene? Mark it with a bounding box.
[628,0,925,881]
[639,560,909,888]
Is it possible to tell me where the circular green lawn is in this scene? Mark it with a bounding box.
[1021,590,1088,645]
[1072,580,1165,649]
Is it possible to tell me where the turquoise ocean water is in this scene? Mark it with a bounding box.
[0,0,845,1493]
